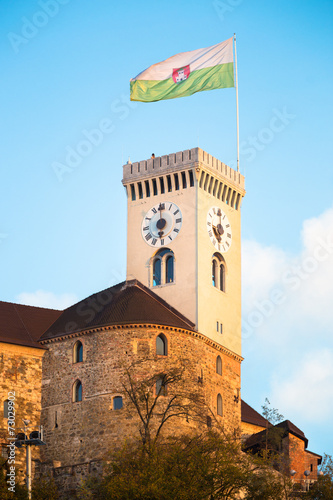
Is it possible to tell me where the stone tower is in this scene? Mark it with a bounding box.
[122,148,245,356]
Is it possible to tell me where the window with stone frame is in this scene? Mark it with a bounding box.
[217,393,223,416]
[73,380,82,402]
[156,333,168,356]
[216,356,222,375]
[3,400,9,419]
[73,340,83,363]
[212,252,226,292]
[156,377,167,396]
[113,396,123,410]
[151,248,175,286]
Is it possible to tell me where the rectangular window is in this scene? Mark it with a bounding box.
[167,175,172,192]
[189,170,194,187]
[220,323,223,334]
[159,177,165,194]
[174,173,179,191]
[181,171,187,189]
[145,180,150,197]
[130,184,136,201]
[138,182,143,199]
[216,321,219,332]
[152,179,158,196]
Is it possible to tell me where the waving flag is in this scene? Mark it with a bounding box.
[130,37,234,102]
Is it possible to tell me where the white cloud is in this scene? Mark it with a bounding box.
[242,205,333,341]
[16,290,77,310]
[271,349,333,424]
[241,205,333,438]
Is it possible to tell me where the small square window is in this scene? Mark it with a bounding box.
[113,396,123,410]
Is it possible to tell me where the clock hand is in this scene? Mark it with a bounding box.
[156,203,166,236]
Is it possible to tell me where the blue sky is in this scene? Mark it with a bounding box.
[1,1,333,459]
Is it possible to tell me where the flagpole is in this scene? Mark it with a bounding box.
[234,33,240,173]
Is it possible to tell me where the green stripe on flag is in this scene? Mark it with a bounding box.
[130,62,234,102]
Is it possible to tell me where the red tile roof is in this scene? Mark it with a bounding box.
[39,280,196,342]
[244,419,309,450]
[0,301,62,349]
[241,400,270,428]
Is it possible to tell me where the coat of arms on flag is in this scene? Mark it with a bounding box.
[172,65,190,83]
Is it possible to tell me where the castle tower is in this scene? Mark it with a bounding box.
[122,148,245,355]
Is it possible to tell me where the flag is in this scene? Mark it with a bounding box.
[130,37,234,103]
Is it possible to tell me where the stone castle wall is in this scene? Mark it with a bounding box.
[40,324,241,493]
[0,343,44,480]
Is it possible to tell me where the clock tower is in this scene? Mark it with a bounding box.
[122,148,245,356]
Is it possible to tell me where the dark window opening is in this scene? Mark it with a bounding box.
[174,173,180,191]
[152,178,158,196]
[73,381,82,402]
[165,255,174,283]
[189,170,194,187]
[167,175,172,192]
[216,356,222,375]
[217,394,223,416]
[159,177,165,194]
[181,171,187,189]
[153,258,161,286]
[113,396,123,410]
[74,341,83,363]
[145,180,150,197]
[212,259,217,287]
[138,182,143,199]
[130,184,136,201]
[219,264,225,292]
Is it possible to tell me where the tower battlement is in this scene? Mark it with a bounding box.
[122,147,245,191]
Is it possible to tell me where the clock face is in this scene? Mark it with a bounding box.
[206,207,232,252]
[141,202,182,247]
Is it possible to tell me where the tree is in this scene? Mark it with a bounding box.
[305,454,333,499]
[122,361,210,449]
[0,457,28,500]
[78,431,288,500]
[31,474,59,500]
[261,398,285,461]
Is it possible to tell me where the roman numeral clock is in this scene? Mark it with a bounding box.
[122,148,245,355]
[141,202,182,247]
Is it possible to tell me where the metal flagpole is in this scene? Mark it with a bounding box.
[234,33,240,172]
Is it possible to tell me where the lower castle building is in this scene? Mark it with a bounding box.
[0,149,321,494]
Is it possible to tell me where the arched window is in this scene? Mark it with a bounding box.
[3,400,9,419]
[153,258,161,286]
[73,380,82,402]
[216,356,222,375]
[151,249,175,286]
[212,259,217,287]
[212,253,226,292]
[217,394,223,416]
[113,396,123,410]
[73,341,83,363]
[219,263,225,292]
[165,255,174,283]
[156,333,167,356]
[156,377,167,396]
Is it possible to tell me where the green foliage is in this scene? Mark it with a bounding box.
[305,454,333,500]
[31,473,59,500]
[78,432,287,500]
[261,399,284,426]
[0,458,28,500]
